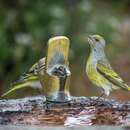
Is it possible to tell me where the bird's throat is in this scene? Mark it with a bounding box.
[92,48,106,61]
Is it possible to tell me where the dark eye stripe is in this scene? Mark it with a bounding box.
[95,38,99,42]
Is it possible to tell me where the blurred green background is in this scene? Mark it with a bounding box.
[1,0,130,100]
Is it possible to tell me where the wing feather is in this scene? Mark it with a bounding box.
[1,58,46,97]
[97,60,129,90]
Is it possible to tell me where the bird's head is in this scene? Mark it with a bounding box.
[88,35,106,50]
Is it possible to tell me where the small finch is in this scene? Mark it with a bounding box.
[86,34,130,96]
[1,58,45,97]
[1,36,70,98]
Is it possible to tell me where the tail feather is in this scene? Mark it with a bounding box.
[1,80,42,97]
[1,82,31,97]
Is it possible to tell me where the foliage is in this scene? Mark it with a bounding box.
[0,0,130,96]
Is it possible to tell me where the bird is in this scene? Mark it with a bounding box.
[1,36,70,98]
[1,58,46,97]
[86,34,130,97]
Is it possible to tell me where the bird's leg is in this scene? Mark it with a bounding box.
[92,92,113,107]
[91,92,105,106]
[96,92,105,101]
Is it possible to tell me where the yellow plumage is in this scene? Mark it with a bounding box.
[86,35,130,96]
[1,58,45,97]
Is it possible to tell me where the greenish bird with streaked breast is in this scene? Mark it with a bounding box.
[1,36,70,99]
[86,34,130,96]
[1,58,46,97]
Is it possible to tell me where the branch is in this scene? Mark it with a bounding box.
[0,96,130,126]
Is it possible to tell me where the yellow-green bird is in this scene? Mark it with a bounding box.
[86,34,130,96]
[1,58,45,97]
[1,36,70,98]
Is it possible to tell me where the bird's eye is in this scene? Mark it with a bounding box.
[95,38,99,42]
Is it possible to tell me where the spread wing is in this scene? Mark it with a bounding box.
[1,58,46,97]
[97,60,130,90]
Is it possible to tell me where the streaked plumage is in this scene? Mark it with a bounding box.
[1,58,45,97]
[2,36,70,99]
[86,34,130,96]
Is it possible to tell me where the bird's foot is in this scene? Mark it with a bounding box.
[90,93,105,106]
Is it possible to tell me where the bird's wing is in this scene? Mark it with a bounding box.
[20,57,46,81]
[1,80,41,97]
[97,60,130,90]
[29,57,45,73]
[1,58,46,97]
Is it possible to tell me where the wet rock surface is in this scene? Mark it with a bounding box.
[0,96,130,126]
